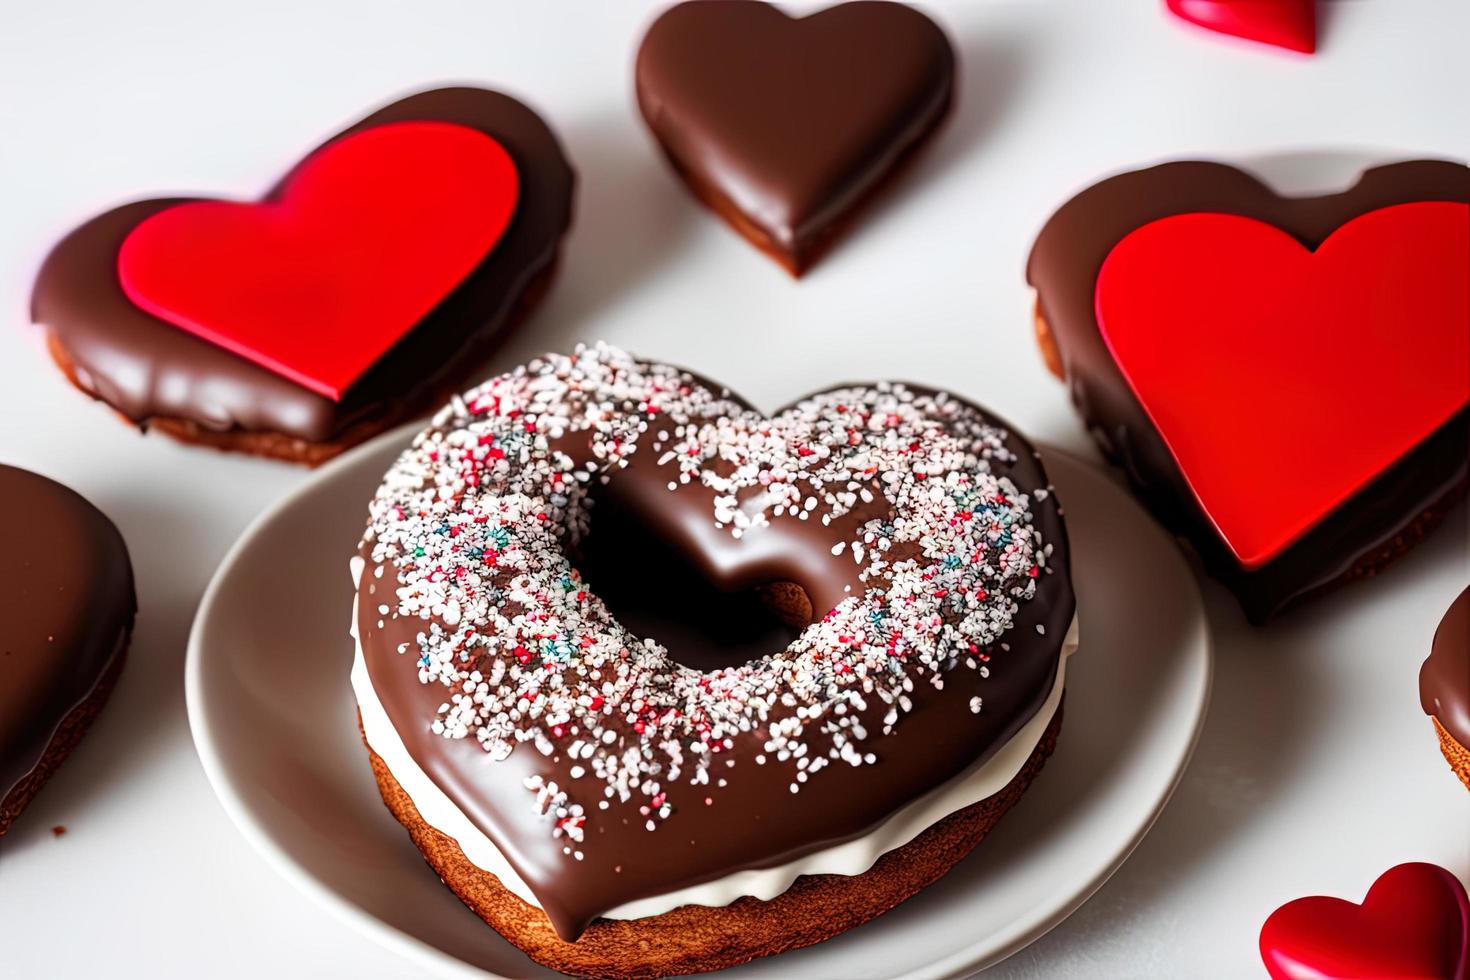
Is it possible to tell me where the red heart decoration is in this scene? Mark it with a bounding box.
[117,121,518,401]
[1166,0,1316,54]
[1261,863,1470,980]
[1094,201,1469,569]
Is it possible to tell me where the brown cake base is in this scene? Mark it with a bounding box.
[43,258,559,467]
[1432,717,1470,791]
[0,637,128,838]
[364,701,1061,979]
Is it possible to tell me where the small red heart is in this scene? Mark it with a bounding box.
[1094,201,1469,569]
[1166,0,1316,54]
[1261,863,1470,980]
[117,121,518,401]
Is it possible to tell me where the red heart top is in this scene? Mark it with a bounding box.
[1094,201,1470,569]
[117,120,519,401]
[1166,0,1317,54]
[1261,863,1470,980]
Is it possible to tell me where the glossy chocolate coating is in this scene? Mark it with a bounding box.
[636,0,954,271]
[0,465,134,810]
[31,88,574,444]
[1027,160,1470,622]
[1423,588,1470,749]
[358,379,1073,939]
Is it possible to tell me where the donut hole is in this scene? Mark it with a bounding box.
[571,503,808,672]
[753,580,816,629]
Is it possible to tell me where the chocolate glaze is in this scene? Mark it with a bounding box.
[635,1,954,271]
[31,88,574,444]
[0,465,135,810]
[1423,588,1470,749]
[1027,160,1470,622]
[358,377,1073,940]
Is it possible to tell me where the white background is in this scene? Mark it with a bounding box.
[1,1,1466,977]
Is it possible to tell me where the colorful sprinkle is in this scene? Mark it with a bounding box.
[362,345,1050,839]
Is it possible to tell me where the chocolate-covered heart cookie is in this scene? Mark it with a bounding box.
[1028,160,1470,621]
[636,1,955,276]
[31,87,574,465]
[1,465,134,837]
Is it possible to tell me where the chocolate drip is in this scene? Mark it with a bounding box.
[636,1,954,271]
[1027,160,1470,621]
[358,376,1073,939]
[30,87,574,444]
[1422,587,1470,749]
[0,465,135,807]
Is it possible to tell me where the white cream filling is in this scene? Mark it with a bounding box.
[351,558,1078,920]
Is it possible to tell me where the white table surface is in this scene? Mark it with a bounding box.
[1,1,1466,977]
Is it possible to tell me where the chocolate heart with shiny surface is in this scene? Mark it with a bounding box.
[636,0,955,274]
[0,465,134,836]
[355,347,1074,938]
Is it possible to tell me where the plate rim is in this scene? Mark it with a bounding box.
[185,423,495,980]
[185,425,1213,980]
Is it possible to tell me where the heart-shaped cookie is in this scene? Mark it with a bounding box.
[636,0,955,275]
[118,121,519,402]
[1095,201,1468,569]
[1260,863,1470,979]
[1028,160,1470,621]
[1167,0,1316,54]
[352,345,1075,976]
[0,465,134,837]
[31,88,574,464]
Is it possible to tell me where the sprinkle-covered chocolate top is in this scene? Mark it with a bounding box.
[351,345,1076,934]
[361,343,1054,847]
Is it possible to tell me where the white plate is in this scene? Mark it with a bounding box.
[186,427,1210,979]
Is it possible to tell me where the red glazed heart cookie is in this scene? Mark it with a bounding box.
[31,88,573,465]
[1028,160,1470,621]
[636,1,955,275]
[1,465,134,837]
[352,345,1076,977]
[1261,863,1470,980]
[1167,0,1316,54]
[1094,202,1468,569]
[118,121,519,402]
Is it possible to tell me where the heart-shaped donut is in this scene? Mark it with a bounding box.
[1260,863,1470,980]
[1028,160,1470,621]
[352,345,1075,977]
[636,0,955,275]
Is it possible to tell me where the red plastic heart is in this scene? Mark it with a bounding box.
[1166,0,1317,54]
[1260,862,1470,980]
